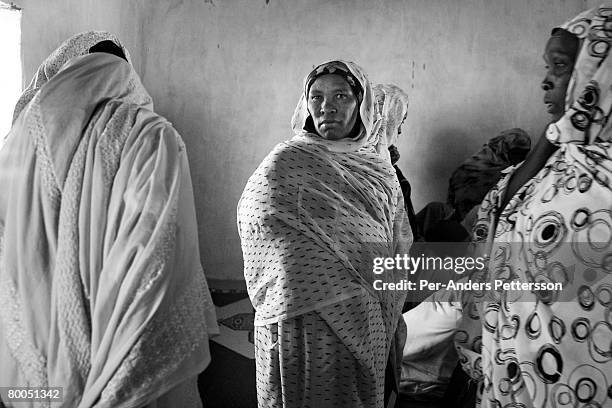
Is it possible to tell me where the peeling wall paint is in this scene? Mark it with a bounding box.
[16,0,601,280]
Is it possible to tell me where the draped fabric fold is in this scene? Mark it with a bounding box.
[447,128,531,221]
[0,32,217,408]
[452,6,612,407]
[372,83,409,163]
[238,60,412,407]
[239,139,408,328]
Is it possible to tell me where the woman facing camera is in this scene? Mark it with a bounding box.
[238,61,412,407]
[0,32,218,408]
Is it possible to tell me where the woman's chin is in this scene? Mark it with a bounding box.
[545,106,563,122]
[319,131,344,141]
[549,112,564,122]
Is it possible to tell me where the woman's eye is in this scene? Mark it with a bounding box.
[336,94,347,99]
[310,95,321,101]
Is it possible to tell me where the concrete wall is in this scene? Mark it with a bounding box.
[0,5,21,138]
[14,0,596,281]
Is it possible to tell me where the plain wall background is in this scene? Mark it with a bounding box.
[13,0,598,281]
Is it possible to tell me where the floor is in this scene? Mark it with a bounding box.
[0,283,474,408]
[199,284,258,408]
[196,282,476,408]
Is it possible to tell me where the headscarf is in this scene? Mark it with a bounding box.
[373,84,410,162]
[304,60,364,102]
[547,5,612,145]
[447,128,531,220]
[290,60,381,153]
[12,31,151,124]
[0,32,216,407]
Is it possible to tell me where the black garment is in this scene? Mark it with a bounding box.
[89,40,127,61]
[394,165,419,239]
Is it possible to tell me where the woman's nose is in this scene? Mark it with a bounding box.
[541,77,553,91]
[320,98,337,113]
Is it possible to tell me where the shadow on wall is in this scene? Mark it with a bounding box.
[430,127,474,180]
[409,127,474,213]
[403,84,528,212]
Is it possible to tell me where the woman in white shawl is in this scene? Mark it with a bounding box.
[238,61,412,407]
[0,32,218,408]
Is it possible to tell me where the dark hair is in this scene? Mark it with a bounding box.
[550,28,580,60]
[303,61,363,138]
[89,40,127,61]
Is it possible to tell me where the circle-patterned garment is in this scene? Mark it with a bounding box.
[457,142,612,407]
[454,6,612,406]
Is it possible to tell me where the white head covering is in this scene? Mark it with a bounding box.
[447,6,612,407]
[0,32,215,407]
[547,5,612,144]
[373,83,409,162]
[12,30,151,124]
[290,60,381,153]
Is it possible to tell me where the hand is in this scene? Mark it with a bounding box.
[389,145,400,165]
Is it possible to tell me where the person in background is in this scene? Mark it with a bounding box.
[238,60,411,408]
[0,31,218,408]
[447,128,531,224]
[390,145,420,239]
[416,128,531,242]
[372,83,420,241]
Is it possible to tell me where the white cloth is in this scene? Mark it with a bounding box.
[399,299,462,398]
[239,61,411,329]
[290,59,381,154]
[11,31,144,125]
[238,138,410,327]
[372,84,409,163]
[0,33,217,408]
[402,301,462,359]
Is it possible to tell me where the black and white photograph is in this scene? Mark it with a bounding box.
[0,1,610,407]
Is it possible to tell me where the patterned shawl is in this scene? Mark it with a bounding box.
[238,59,412,373]
[455,6,612,407]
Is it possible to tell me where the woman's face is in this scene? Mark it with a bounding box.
[542,31,579,122]
[307,74,359,140]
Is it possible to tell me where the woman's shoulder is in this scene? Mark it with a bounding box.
[258,140,310,173]
[248,139,328,194]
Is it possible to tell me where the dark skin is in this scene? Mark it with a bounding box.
[389,145,400,165]
[498,30,579,213]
